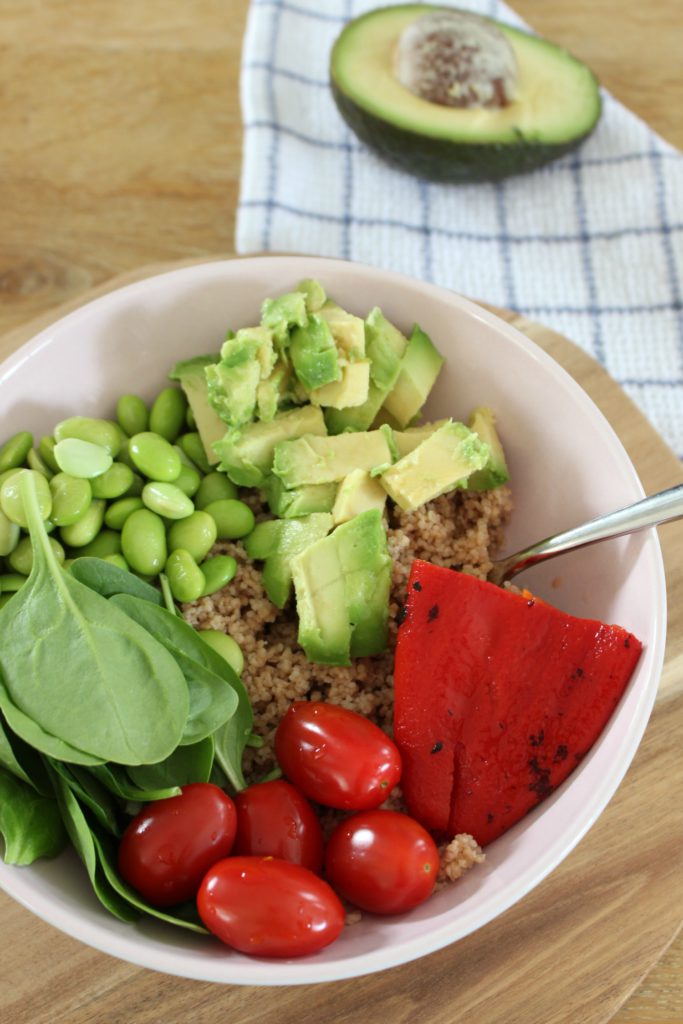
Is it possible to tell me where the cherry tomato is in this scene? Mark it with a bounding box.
[274,701,401,810]
[233,779,324,873]
[118,783,237,907]
[197,856,345,958]
[324,809,440,915]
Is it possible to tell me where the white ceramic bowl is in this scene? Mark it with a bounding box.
[0,256,666,984]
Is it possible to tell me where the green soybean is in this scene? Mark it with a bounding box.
[204,498,255,540]
[200,555,237,596]
[50,473,92,527]
[142,482,194,520]
[90,463,135,500]
[103,553,129,572]
[121,509,167,575]
[166,549,206,603]
[128,432,181,482]
[167,511,217,563]
[125,472,145,497]
[38,435,60,473]
[0,573,25,594]
[104,496,145,531]
[195,471,238,508]
[0,432,33,473]
[177,432,211,475]
[116,394,148,437]
[9,535,66,576]
[54,438,113,480]
[76,529,123,559]
[149,388,187,443]
[197,630,244,675]
[59,499,106,548]
[173,459,201,498]
[27,448,54,479]
[54,417,122,458]
[1,470,52,526]
[0,509,20,557]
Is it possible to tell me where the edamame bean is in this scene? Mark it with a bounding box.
[166,548,206,603]
[116,394,148,437]
[121,509,167,575]
[0,469,20,490]
[49,473,92,527]
[0,509,20,557]
[54,438,113,479]
[128,432,182,482]
[177,432,211,474]
[76,529,122,559]
[103,553,129,571]
[0,470,52,526]
[195,471,238,509]
[125,472,144,497]
[149,387,187,443]
[0,431,33,473]
[54,417,122,458]
[197,630,244,675]
[38,435,60,473]
[9,535,65,576]
[167,511,217,563]
[142,482,194,520]
[104,496,145,531]
[59,499,106,548]
[90,462,135,500]
[200,554,237,596]
[204,498,255,540]
[173,460,201,498]
[0,573,27,593]
[27,448,54,479]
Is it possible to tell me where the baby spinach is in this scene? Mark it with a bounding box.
[0,714,36,790]
[0,472,190,765]
[0,767,67,865]
[48,760,121,837]
[87,763,181,803]
[0,676,105,766]
[127,736,215,790]
[69,557,163,605]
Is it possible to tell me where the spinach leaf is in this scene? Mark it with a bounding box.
[69,557,163,605]
[0,472,189,765]
[0,766,68,865]
[48,760,121,837]
[0,676,105,766]
[0,712,52,795]
[87,762,181,803]
[0,713,36,789]
[127,736,215,790]
[47,764,138,922]
[110,595,238,746]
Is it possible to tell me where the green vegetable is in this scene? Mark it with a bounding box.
[116,394,148,437]
[8,535,65,576]
[0,509,20,557]
[141,481,194,520]
[27,448,54,479]
[166,549,206,603]
[59,498,106,547]
[87,762,180,802]
[149,387,187,443]
[172,458,202,498]
[127,736,215,789]
[0,471,189,765]
[128,431,182,482]
[67,556,163,605]
[200,554,237,596]
[1,470,52,526]
[104,496,145,530]
[90,462,135,500]
[177,432,211,475]
[38,435,60,473]
[167,510,217,563]
[49,472,92,527]
[204,498,255,539]
[48,759,121,837]
[195,471,238,508]
[75,528,123,560]
[54,417,123,457]
[198,630,244,675]
[0,714,39,789]
[121,508,167,575]
[53,438,113,479]
[0,767,67,865]
[0,431,33,473]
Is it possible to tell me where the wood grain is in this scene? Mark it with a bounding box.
[0,263,681,1024]
[0,0,682,1018]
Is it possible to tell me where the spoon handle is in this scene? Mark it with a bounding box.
[490,482,683,585]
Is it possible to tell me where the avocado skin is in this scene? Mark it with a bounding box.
[331,81,600,185]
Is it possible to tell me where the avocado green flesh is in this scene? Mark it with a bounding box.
[331,5,601,182]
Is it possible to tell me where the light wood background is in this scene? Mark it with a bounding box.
[0,2,681,1020]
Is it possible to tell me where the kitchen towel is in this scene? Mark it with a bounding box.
[236,0,683,458]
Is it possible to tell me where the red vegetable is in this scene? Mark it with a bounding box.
[233,779,324,873]
[325,809,440,915]
[394,560,643,846]
[118,783,237,906]
[197,856,345,957]
[275,700,402,810]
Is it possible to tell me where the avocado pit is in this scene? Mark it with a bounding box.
[394,10,518,109]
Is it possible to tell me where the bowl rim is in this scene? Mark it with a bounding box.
[0,255,668,984]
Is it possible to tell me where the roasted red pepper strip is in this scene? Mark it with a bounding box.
[393,560,643,845]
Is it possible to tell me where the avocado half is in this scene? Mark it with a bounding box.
[330,4,602,183]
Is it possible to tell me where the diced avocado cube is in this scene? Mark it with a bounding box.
[289,315,340,392]
[214,405,327,487]
[205,328,274,428]
[467,407,510,490]
[169,355,225,466]
[264,475,338,518]
[379,420,490,511]
[392,418,449,458]
[256,360,292,423]
[332,468,387,525]
[244,512,334,608]
[291,509,391,665]
[310,360,371,409]
[318,302,366,358]
[382,324,444,428]
[272,429,394,488]
[261,291,308,346]
[297,279,327,313]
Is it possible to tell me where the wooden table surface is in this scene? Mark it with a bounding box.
[0,2,681,1020]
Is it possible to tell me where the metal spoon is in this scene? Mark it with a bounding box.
[488,482,683,586]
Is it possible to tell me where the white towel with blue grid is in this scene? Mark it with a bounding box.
[236,0,683,459]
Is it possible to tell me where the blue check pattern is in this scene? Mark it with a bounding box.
[237,0,683,458]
